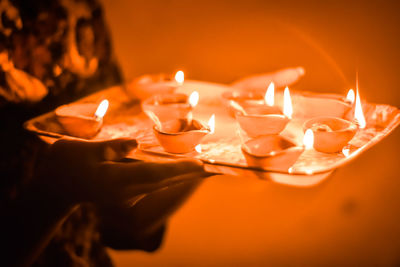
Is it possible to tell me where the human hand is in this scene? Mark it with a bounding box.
[36,138,210,207]
[231,66,305,90]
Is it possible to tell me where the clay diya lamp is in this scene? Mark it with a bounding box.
[294,91,352,119]
[126,71,184,100]
[303,116,358,153]
[235,105,290,137]
[142,93,194,122]
[153,118,211,154]
[241,135,304,172]
[55,100,109,139]
[222,90,265,117]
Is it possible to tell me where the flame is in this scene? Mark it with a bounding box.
[195,144,202,153]
[346,89,355,104]
[303,129,314,150]
[354,88,366,129]
[188,91,199,107]
[175,70,184,85]
[94,99,109,119]
[265,82,274,106]
[342,147,350,157]
[283,86,293,118]
[208,114,215,134]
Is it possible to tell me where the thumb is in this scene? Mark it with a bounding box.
[52,138,138,162]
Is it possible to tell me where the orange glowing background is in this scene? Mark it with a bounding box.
[100,0,400,266]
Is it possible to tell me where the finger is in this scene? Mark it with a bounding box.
[97,159,207,185]
[52,138,138,162]
[120,171,214,201]
[271,66,305,88]
[231,66,305,90]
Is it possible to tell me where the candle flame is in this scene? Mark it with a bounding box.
[342,147,350,157]
[265,82,274,106]
[305,169,313,175]
[303,129,314,150]
[188,91,199,107]
[354,88,366,129]
[195,144,202,153]
[346,89,355,104]
[208,114,215,134]
[283,86,293,118]
[175,70,184,85]
[94,99,109,119]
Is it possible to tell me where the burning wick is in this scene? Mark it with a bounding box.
[94,99,109,120]
[195,144,202,153]
[283,86,293,119]
[175,70,184,86]
[265,82,274,106]
[354,88,366,129]
[188,91,199,108]
[346,89,355,104]
[342,147,350,157]
[184,91,200,129]
[303,129,314,150]
[208,114,215,134]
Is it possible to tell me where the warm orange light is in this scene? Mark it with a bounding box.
[175,70,184,85]
[303,129,314,150]
[94,99,109,119]
[354,88,366,129]
[195,144,202,153]
[188,91,199,108]
[283,86,293,118]
[208,114,215,134]
[346,89,355,104]
[265,82,274,106]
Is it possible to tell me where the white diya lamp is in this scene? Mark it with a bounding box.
[292,89,353,119]
[55,99,109,139]
[142,90,199,122]
[235,85,293,137]
[303,117,358,153]
[302,84,366,153]
[222,90,265,117]
[126,70,185,100]
[153,114,215,154]
[241,135,304,172]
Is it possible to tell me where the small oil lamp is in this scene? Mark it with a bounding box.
[222,90,265,117]
[303,116,358,153]
[153,114,215,154]
[126,70,185,100]
[142,90,199,122]
[241,135,304,172]
[55,99,109,139]
[303,80,366,153]
[295,90,353,118]
[235,85,293,137]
